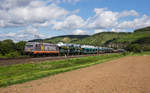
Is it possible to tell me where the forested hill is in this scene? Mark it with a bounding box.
[72,27,150,50]
[29,35,89,43]
[72,32,131,46]
[30,26,150,50]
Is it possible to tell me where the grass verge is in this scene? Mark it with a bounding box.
[0,53,124,87]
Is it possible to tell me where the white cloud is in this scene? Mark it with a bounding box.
[71,29,88,35]
[17,34,27,38]
[118,10,139,18]
[33,21,52,27]
[0,0,33,9]
[0,32,18,41]
[53,15,85,30]
[86,8,140,30]
[118,15,150,29]
[0,0,80,9]
[49,0,80,4]
[19,27,46,39]
[6,32,17,37]
[94,29,106,34]
[87,8,118,29]
[72,9,80,14]
[53,8,138,31]
[0,1,68,28]
[0,27,47,41]
[62,0,80,3]
[111,28,127,32]
[0,1,146,30]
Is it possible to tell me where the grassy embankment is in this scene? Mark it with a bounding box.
[0,52,150,87]
[0,54,28,59]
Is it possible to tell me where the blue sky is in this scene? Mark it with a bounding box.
[0,0,150,41]
[60,0,150,18]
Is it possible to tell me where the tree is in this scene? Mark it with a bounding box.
[0,39,16,55]
[126,44,142,53]
[15,41,26,55]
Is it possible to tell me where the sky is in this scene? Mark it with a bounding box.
[0,0,150,42]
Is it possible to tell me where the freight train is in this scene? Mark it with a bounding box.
[24,42,125,56]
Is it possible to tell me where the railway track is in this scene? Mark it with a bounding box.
[0,54,109,66]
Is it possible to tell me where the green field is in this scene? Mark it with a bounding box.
[0,52,150,87]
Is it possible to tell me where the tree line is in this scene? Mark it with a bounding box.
[0,39,26,58]
[0,38,149,58]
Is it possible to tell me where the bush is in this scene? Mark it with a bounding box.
[5,51,20,58]
[0,40,26,57]
[15,41,26,55]
[121,51,130,56]
[141,44,150,51]
[0,39,16,55]
[126,44,142,53]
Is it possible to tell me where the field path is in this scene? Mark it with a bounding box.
[1,56,150,93]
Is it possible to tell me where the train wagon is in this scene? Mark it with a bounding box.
[57,42,81,55]
[24,42,59,55]
[81,45,99,54]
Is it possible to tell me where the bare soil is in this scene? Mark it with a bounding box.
[1,55,150,93]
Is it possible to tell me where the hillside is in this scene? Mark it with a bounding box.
[111,29,150,43]
[30,26,150,50]
[73,27,150,48]
[72,32,131,46]
[29,35,89,44]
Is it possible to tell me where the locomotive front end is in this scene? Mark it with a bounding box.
[24,42,37,55]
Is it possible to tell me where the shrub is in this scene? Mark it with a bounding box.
[0,39,16,55]
[126,44,142,53]
[5,51,20,58]
[121,51,130,56]
[15,41,26,55]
